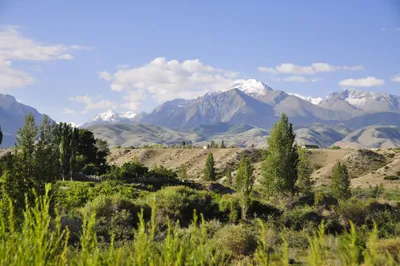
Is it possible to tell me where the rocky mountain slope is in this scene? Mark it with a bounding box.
[0,93,48,147]
[333,125,400,148]
[83,79,400,131]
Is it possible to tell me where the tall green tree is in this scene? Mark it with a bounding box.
[235,156,255,220]
[3,114,39,210]
[331,162,351,200]
[260,113,299,196]
[297,147,314,194]
[16,113,38,180]
[56,123,78,180]
[35,115,59,184]
[203,152,216,181]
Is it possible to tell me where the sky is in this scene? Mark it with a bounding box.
[0,0,399,124]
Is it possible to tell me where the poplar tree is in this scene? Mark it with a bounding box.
[203,152,215,181]
[260,113,298,196]
[235,156,255,220]
[331,162,351,200]
[297,147,314,194]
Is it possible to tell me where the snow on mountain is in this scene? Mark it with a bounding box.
[288,93,323,105]
[118,111,136,119]
[221,79,273,97]
[323,89,400,111]
[81,110,137,127]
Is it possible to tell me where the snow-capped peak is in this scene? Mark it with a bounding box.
[82,109,137,128]
[221,79,273,96]
[119,111,136,119]
[289,93,323,105]
[323,89,400,110]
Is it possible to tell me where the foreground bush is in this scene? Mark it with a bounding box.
[142,186,219,226]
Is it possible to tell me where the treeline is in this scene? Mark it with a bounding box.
[0,114,109,212]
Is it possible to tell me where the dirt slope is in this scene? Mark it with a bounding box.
[108,148,400,188]
[108,148,243,179]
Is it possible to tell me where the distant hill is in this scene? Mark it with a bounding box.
[0,93,49,147]
[88,124,201,147]
[333,125,400,148]
[89,123,269,148]
[295,124,348,148]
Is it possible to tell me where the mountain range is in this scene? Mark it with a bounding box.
[81,79,400,148]
[2,79,400,148]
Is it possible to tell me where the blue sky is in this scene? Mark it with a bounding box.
[0,0,399,124]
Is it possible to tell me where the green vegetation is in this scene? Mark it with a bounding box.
[1,114,400,265]
[331,161,352,200]
[235,156,255,220]
[261,113,299,196]
[203,152,216,181]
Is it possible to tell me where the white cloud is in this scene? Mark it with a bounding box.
[258,63,364,75]
[58,54,74,60]
[101,57,238,105]
[0,26,87,89]
[69,95,117,112]
[99,71,112,81]
[282,76,321,83]
[63,108,76,114]
[342,65,365,71]
[338,77,385,87]
[0,59,35,89]
[392,74,400,83]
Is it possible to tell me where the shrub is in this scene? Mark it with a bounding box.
[120,161,148,180]
[218,194,280,222]
[82,163,99,175]
[337,198,369,225]
[144,186,219,226]
[88,180,139,200]
[148,164,177,180]
[314,191,338,209]
[280,206,322,230]
[211,224,257,257]
[81,194,150,241]
[53,181,95,212]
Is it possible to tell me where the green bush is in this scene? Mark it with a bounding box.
[144,186,219,226]
[218,194,280,222]
[148,164,177,180]
[337,198,369,225]
[81,194,150,241]
[211,224,257,257]
[314,191,338,208]
[88,180,139,200]
[53,181,95,212]
[82,163,100,175]
[279,206,322,230]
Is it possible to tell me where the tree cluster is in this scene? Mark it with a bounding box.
[0,114,110,210]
